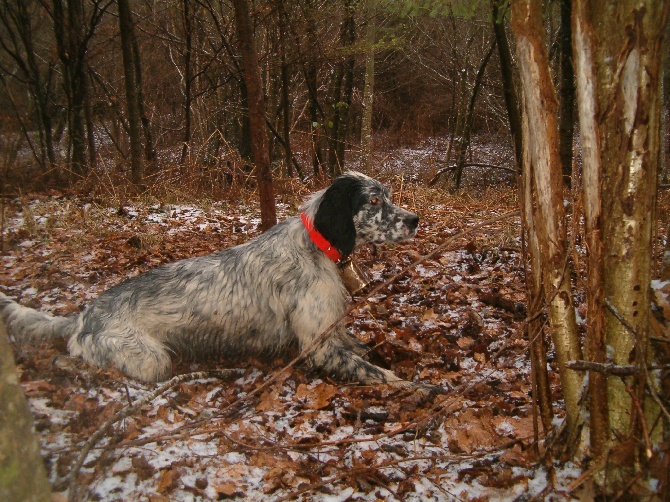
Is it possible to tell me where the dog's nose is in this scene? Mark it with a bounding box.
[406,214,419,230]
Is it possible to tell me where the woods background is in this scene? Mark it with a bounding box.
[0,0,538,193]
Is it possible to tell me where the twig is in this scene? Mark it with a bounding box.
[428,163,518,186]
[566,360,638,377]
[604,298,639,337]
[625,386,653,460]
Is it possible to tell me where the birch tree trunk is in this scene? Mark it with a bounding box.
[575,0,668,490]
[511,0,584,448]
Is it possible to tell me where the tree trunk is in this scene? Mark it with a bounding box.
[83,66,97,171]
[589,0,667,490]
[67,0,88,176]
[278,0,293,177]
[327,62,344,176]
[491,0,522,172]
[454,39,496,189]
[328,0,355,177]
[571,0,609,463]
[558,0,574,186]
[232,0,277,230]
[521,109,554,438]
[118,0,144,186]
[359,0,375,172]
[303,0,324,177]
[8,1,57,172]
[306,63,324,177]
[336,38,355,175]
[511,0,584,450]
[52,0,89,176]
[664,17,670,181]
[130,18,155,162]
[0,322,51,501]
[180,0,193,166]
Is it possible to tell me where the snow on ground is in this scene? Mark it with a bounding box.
[0,146,590,500]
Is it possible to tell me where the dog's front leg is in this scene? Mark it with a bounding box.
[307,335,445,396]
[294,320,423,389]
[307,331,406,386]
[290,293,444,394]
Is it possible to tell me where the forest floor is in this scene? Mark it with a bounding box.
[1,137,666,501]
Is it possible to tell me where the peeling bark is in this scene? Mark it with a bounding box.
[572,0,609,462]
[521,109,553,438]
[511,0,584,448]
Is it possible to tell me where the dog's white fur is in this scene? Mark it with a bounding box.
[1,172,425,388]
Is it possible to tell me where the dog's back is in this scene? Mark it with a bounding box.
[0,216,336,382]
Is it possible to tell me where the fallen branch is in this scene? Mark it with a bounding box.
[566,360,638,377]
[429,163,518,186]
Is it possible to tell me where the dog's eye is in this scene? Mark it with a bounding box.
[370,197,379,206]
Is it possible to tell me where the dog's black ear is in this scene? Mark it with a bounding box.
[314,176,366,259]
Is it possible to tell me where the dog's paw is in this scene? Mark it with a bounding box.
[413,382,449,397]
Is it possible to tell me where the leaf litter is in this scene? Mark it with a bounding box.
[0,174,589,500]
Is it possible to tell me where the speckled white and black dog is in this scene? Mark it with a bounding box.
[0,172,425,388]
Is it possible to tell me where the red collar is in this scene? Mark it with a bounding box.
[301,213,342,263]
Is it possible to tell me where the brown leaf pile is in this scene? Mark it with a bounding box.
[0,183,587,500]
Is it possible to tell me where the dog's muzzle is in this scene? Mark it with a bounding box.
[402,213,420,238]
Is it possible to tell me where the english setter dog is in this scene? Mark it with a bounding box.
[1,172,429,391]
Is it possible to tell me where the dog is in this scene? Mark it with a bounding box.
[1,172,427,390]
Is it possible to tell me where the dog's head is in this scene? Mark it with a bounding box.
[302,172,419,260]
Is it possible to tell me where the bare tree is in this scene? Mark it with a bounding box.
[0,0,58,174]
[232,0,276,230]
[51,0,107,177]
[179,0,194,165]
[453,37,496,189]
[327,0,356,177]
[491,0,522,172]
[118,0,144,186]
[511,0,584,449]
[359,0,376,171]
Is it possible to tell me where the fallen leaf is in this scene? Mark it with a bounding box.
[296,382,336,409]
[156,468,180,494]
[213,481,245,498]
[256,388,285,412]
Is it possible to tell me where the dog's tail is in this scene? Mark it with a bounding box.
[0,292,78,341]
